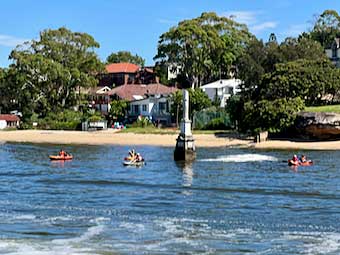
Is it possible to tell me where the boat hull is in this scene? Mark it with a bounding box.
[123,161,144,166]
[49,155,73,161]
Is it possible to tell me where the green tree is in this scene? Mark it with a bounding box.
[106,51,145,67]
[170,88,212,126]
[8,27,104,119]
[110,99,128,120]
[241,97,305,133]
[280,36,327,62]
[154,12,251,88]
[260,59,339,106]
[236,37,266,100]
[310,10,340,48]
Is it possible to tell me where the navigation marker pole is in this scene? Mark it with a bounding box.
[174,89,196,161]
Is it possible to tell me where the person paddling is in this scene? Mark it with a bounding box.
[288,154,299,166]
[299,155,307,163]
[59,149,66,157]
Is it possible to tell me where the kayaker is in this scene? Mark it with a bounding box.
[59,149,66,157]
[127,149,136,161]
[136,153,143,162]
[300,155,307,163]
[289,154,299,165]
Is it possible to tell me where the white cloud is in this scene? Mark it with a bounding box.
[222,10,277,34]
[0,34,28,47]
[222,11,258,25]
[251,22,277,33]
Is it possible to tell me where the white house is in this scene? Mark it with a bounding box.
[107,83,177,124]
[0,114,20,129]
[325,38,340,68]
[128,95,171,124]
[200,79,242,107]
[89,86,112,114]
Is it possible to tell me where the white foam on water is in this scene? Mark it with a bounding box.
[283,231,340,254]
[199,153,278,163]
[52,225,105,245]
[0,218,106,255]
[9,214,37,221]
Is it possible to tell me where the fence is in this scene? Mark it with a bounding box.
[192,109,232,130]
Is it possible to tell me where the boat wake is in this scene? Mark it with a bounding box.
[199,154,278,163]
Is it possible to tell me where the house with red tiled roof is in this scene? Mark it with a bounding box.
[107,83,178,124]
[90,81,178,124]
[0,114,20,129]
[97,62,157,87]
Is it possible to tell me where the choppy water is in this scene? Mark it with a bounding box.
[0,143,340,254]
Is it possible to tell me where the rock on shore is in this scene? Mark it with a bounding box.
[295,111,340,139]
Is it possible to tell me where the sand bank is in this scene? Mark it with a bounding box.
[0,130,249,147]
[253,140,340,150]
[2,130,340,150]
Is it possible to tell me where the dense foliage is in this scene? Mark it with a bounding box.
[106,51,145,67]
[6,27,104,120]
[231,10,340,134]
[109,99,128,120]
[154,12,251,88]
[310,10,340,48]
[241,97,305,133]
[170,89,212,125]
[1,9,340,134]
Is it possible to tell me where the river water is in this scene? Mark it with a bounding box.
[0,142,340,254]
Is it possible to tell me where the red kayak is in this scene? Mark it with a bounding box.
[288,160,313,166]
[49,155,73,161]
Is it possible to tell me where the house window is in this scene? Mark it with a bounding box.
[133,105,140,114]
[142,104,147,112]
[159,102,167,113]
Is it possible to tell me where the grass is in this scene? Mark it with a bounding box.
[120,125,234,135]
[120,126,178,134]
[305,105,340,113]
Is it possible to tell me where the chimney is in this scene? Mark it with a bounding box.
[124,74,129,85]
[156,76,160,84]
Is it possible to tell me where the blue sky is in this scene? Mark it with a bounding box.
[0,0,339,67]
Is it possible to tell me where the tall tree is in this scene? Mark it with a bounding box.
[154,12,251,88]
[9,27,104,118]
[260,59,339,106]
[310,10,340,48]
[280,36,326,62]
[106,51,145,66]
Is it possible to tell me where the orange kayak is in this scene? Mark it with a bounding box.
[49,155,73,160]
[288,159,313,166]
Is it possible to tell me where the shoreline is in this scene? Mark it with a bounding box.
[252,140,340,150]
[0,130,250,148]
[1,130,340,150]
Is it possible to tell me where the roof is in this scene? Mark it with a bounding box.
[105,63,140,73]
[201,79,242,89]
[107,83,178,101]
[0,114,20,122]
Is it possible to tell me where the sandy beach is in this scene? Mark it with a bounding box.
[1,130,340,150]
[253,140,340,150]
[0,130,250,147]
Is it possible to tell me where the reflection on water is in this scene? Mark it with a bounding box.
[176,161,194,187]
[0,143,340,254]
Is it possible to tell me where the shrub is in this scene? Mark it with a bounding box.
[37,110,83,130]
[132,116,152,128]
[202,117,228,130]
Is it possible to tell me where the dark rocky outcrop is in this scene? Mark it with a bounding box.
[295,111,340,140]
